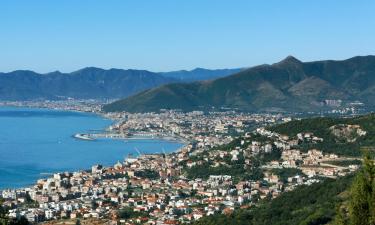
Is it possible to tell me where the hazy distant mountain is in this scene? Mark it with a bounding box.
[159,68,242,82]
[0,67,241,101]
[103,55,375,113]
[0,68,176,100]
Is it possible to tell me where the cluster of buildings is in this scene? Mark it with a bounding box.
[253,128,360,177]
[0,151,320,225]
[106,110,290,152]
[0,107,362,224]
[0,100,104,113]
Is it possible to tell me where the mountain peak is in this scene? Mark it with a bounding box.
[192,67,207,72]
[279,55,302,65]
[103,55,375,113]
[73,67,105,73]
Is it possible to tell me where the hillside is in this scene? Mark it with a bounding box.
[269,113,375,156]
[0,67,241,100]
[160,68,242,82]
[103,55,375,113]
[191,175,354,225]
[190,152,375,225]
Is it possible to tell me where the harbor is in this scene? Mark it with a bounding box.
[73,131,187,143]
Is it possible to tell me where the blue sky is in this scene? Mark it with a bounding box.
[0,0,374,73]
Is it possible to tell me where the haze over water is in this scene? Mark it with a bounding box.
[0,107,182,189]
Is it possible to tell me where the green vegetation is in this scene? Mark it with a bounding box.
[134,169,160,179]
[191,153,375,225]
[184,160,263,183]
[347,153,375,225]
[0,200,29,225]
[269,113,375,157]
[103,55,375,113]
[0,200,7,225]
[211,134,273,152]
[212,138,242,152]
[259,149,282,164]
[184,150,283,183]
[183,132,282,183]
[323,160,362,167]
[118,207,148,220]
[192,175,354,225]
[270,168,304,183]
[182,114,375,224]
[161,68,242,82]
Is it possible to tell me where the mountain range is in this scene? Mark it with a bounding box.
[160,68,242,82]
[103,55,375,113]
[0,67,239,100]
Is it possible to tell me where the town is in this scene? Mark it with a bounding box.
[0,102,362,225]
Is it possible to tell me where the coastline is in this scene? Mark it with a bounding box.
[0,104,187,191]
[0,102,189,145]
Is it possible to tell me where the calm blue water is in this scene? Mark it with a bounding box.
[0,107,183,189]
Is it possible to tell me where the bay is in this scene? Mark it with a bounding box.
[0,107,183,189]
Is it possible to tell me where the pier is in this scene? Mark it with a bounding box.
[83,132,185,142]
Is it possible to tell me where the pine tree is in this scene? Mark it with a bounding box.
[348,153,374,225]
[332,206,348,225]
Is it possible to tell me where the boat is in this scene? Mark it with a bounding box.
[73,133,95,141]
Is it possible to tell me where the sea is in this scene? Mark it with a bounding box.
[0,107,183,189]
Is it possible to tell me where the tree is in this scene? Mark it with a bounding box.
[331,206,348,225]
[0,201,9,225]
[7,217,29,225]
[348,153,375,225]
